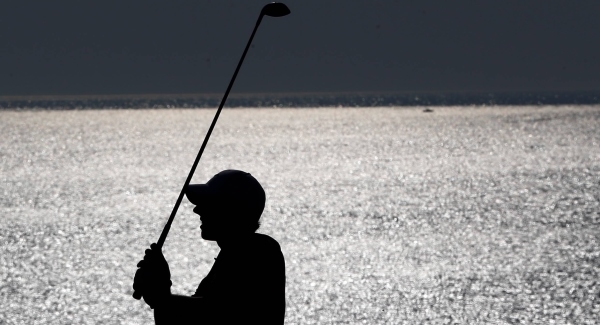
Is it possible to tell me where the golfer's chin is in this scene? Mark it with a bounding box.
[201,228,218,241]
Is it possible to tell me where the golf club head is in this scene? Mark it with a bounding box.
[262,2,291,17]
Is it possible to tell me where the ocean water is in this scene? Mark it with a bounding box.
[2,91,599,110]
[1,106,599,324]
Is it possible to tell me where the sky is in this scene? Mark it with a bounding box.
[1,0,599,96]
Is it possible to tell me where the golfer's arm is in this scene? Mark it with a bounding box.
[154,294,205,325]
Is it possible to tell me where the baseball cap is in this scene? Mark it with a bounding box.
[186,170,266,219]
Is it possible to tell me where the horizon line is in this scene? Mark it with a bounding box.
[2,89,600,102]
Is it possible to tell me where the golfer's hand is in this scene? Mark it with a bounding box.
[133,243,172,308]
[138,243,171,281]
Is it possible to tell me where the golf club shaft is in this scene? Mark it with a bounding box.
[156,13,265,249]
[132,13,266,301]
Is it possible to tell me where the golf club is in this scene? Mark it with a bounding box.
[133,2,290,300]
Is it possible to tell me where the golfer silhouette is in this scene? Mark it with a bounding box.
[133,170,286,324]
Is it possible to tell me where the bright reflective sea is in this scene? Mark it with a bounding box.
[1,106,599,324]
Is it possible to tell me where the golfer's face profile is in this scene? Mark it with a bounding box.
[193,204,223,241]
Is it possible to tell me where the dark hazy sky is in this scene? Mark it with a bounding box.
[1,0,599,96]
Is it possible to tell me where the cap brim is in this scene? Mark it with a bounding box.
[186,184,211,205]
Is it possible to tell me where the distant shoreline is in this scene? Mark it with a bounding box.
[1,91,598,110]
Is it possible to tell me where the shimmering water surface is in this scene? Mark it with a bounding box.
[1,106,599,324]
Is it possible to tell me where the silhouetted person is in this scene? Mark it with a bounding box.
[133,170,285,324]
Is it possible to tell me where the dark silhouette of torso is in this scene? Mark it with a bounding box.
[193,233,286,325]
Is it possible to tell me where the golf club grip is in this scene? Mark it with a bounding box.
[132,13,266,302]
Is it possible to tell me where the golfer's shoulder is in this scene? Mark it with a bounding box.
[251,233,281,250]
[251,233,283,258]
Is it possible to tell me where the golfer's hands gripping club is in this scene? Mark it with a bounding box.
[132,243,172,309]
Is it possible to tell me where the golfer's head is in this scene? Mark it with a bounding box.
[186,170,265,240]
